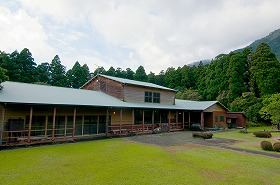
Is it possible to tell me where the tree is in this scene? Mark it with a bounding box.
[147,72,156,84]
[36,62,51,84]
[176,88,202,101]
[164,67,181,89]
[230,92,262,123]
[66,61,91,88]
[93,66,106,76]
[106,66,115,76]
[115,67,126,78]
[125,68,134,80]
[250,43,280,97]
[134,65,148,82]
[49,55,67,87]
[0,67,8,90]
[17,48,38,83]
[0,50,21,81]
[155,70,165,86]
[260,93,280,124]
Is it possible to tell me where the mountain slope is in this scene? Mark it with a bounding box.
[237,29,280,60]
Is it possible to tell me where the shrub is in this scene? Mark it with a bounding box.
[192,132,213,139]
[273,142,280,152]
[239,128,249,133]
[253,131,272,138]
[260,141,273,151]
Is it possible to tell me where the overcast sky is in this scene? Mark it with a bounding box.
[1,0,280,74]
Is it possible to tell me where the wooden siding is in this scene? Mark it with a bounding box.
[204,112,213,128]
[212,111,227,128]
[124,85,175,104]
[111,108,133,125]
[82,76,124,101]
[204,103,226,112]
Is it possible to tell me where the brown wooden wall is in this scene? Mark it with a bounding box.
[82,76,124,101]
[227,112,246,127]
[212,111,227,128]
[124,85,175,104]
[110,108,133,125]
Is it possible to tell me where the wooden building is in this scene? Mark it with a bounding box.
[226,112,246,128]
[0,75,237,147]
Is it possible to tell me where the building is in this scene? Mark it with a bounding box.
[0,75,238,147]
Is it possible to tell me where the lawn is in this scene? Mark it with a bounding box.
[214,127,280,152]
[1,135,280,185]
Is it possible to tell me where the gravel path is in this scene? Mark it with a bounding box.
[125,131,280,159]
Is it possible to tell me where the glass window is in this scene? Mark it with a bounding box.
[153,92,160,103]
[220,116,224,122]
[215,116,218,122]
[145,91,152,102]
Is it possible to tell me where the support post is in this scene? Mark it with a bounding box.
[152,110,155,133]
[105,109,109,137]
[142,110,145,131]
[120,109,122,131]
[201,112,204,130]
[168,110,171,131]
[132,109,135,132]
[45,116,48,137]
[0,105,6,145]
[176,111,178,129]
[72,108,76,141]
[97,115,99,135]
[189,111,191,128]
[82,115,84,136]
[52,107,56,140]
[28,106,33,143]
[64,116,67,137]
[182,111,185,130]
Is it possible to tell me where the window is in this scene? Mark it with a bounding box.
[153,92,160,103]
[220,116,224,122]
[215,116,218,122]
[145,91,161,103]
[145,91,152,102]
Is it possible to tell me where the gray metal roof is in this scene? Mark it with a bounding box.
[0,81,126,107]
[175,99,225,111]
[82,74,177,92]
[0,81,225,111]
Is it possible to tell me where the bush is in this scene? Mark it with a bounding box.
[253,131,272,138]
[273,142,280,152]
[239,128,249,133]
[260,141,273,151]
[192,132,213,139]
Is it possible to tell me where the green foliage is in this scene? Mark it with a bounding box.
[66,61,91,88]
[230,92,263,123]
[260,93,280,124]
[250,43,280,97]
[176,88,202,101]
[134,65,148,82]
[253,131,272,138]
[49,55,67,87]
[273,142,280,152]
[260,140,273,151]
[192,132,213,139]
[0,67,9,90]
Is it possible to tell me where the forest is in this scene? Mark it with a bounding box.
[1,42,280,126]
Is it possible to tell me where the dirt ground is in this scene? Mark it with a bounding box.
[125,131,280,158]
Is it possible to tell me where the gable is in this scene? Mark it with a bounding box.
[204,103,227,112]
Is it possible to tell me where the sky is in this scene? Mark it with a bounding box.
[1,0,280,74]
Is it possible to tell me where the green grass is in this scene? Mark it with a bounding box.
[1,138,280,185]
[214,128,280,152]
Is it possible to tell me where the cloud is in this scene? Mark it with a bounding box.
[2,0,280,74]
[0,5,55,63]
